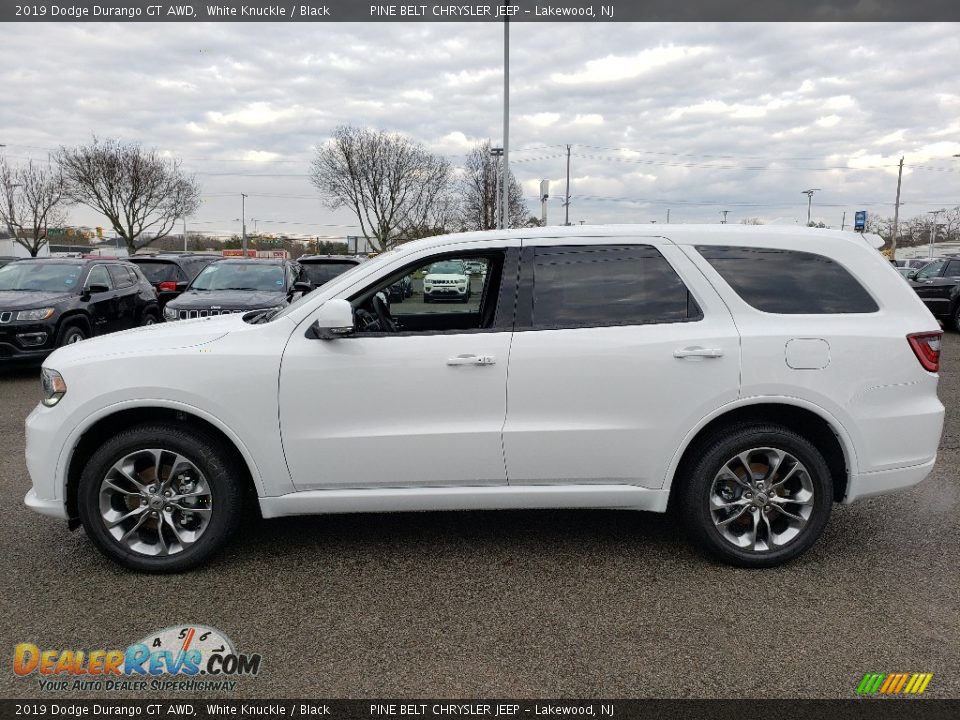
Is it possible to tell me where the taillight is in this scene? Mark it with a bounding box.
[907,332,942,373]
[158,281,178,292]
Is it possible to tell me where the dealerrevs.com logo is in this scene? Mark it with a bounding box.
[13,625,261,693]
[856,673,934,696]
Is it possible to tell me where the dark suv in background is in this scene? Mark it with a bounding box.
[127,252,220,308]
[0,258,159,361]
[162,258,312,321]
[297,255,365,288]
[908,255,960,331]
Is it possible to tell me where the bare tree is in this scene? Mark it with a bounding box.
[739,217,764,225]
[0,156,68,257]
[57,137,200,255]
[310,126,453,252]
[457,140,527,231]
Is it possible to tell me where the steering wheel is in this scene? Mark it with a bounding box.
[372,293,397,332]
[354,308,380,333]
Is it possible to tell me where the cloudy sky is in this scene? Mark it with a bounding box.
[1,21,958,240]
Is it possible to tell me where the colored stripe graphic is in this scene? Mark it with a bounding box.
[857,672,932,695]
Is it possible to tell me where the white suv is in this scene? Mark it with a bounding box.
[422,259,470,303]
[24,226,944,571]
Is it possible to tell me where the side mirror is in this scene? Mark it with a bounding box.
[306,299,354,340]
[906,270,918,281]
[293,281,313,294]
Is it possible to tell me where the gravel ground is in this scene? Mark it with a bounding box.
[1,334,957,700]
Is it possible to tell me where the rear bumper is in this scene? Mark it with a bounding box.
[844,456,938,503]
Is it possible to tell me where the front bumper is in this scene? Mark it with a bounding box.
[24,488,68,519]
[0,321,56,360]
[424,287,468,298]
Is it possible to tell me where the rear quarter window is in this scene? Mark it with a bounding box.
[696,245,879,314]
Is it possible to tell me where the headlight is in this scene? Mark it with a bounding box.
[17,308,55,321]
[40,368,67,407]
[163,306,179,321]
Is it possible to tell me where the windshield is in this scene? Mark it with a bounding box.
[190,262,285,291]
[429,261,465,275]
[302,261,357,286]
[0,262,83,292]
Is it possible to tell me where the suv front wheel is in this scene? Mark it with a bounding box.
[680,423,833,567]
[77,423,244,572]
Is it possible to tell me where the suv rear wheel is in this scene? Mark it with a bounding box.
[77,423,244,572]
[680,423,833,567]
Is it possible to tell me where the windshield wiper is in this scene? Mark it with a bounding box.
[223,287,264,291]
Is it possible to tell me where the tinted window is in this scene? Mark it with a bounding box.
[85,265,113,290]
[697,246,878,314]
[531,245,700,329]
[108,264,134,288]
[944,260,960,277]
[914,260,944,281]
[131,261,186,283]
[302,261,358,286]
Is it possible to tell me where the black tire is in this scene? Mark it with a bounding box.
[140,308,159,326]
[77,423,244,572]
[679,423,833,568]
[56,323,88,347]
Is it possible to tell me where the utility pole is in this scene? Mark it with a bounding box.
[801,188,820,226]
[183,218,187,252]
[540,180,550,226]
[241,193,248,255]
[841,211,846,231]
[490,147,503,229]
[891,157,904,259]
[502,17,510,231]
[928,208,946,257]
[720,210,729,224]
[564,144,571,225]
[666,209,670,224]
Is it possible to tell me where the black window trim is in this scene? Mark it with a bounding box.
[329,247,520,339]
[514,243,704,332]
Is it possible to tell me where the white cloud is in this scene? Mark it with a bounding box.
[551,45,707,85]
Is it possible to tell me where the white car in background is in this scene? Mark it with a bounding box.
[422,259,470,303]
[24,225,944,572]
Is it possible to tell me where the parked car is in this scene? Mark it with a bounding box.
[297,255,365,289]
[386,274,413,302]
[907,255,960,330]
[464,260,486,275]
[422,259,470,303]
[0,258,158,362]
[127,252,220,309]
[162,258,311,321]
[26,225,944,571]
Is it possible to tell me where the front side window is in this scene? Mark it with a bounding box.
[529,245,700,329]
[697,245,878,314]
[350,253,505,334]
[915,260,945,281]
[85,265,114,290]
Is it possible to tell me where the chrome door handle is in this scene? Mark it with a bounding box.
[674,347,724,359]
[447,354,496,366]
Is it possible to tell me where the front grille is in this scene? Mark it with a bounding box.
[0,312,11,323]
[178,309,243,320]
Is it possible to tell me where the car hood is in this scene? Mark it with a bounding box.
[167,289,288,310]
[0,290,75,310]
[44,314,240,367]
[424,273,467,281]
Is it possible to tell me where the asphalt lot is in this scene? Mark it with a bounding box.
[1,335,957,700]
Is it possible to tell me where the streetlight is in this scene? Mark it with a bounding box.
[240,193,248,254]
[801,189,820,226]
[490,147,504,229]
[927,208,946,257]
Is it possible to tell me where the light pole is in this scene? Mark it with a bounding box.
[240,193,248,255]
[720,210,729,224]
[928,208,946,258]
[502,18,509,231]
[490,147,503,229]
[801,189,820,226]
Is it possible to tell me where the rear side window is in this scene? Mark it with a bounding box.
[108,264,134,288]
[530,245,701,329]
[696,246,878,314]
